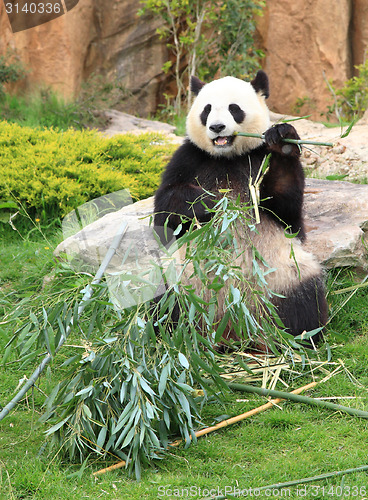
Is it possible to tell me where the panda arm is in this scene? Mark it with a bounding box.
[154,142,214,240]
[259,123,306,240]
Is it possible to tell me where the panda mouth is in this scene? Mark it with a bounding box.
[213,136,235,147]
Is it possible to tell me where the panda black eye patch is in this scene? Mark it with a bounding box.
[229,103,245,124]
[200,104,212,126]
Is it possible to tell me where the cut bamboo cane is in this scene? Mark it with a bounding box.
[234,131,334,147]
[227,382,368,419]
[93,460,127,476]
[93,381,317,477]
[169,381,317,447]
[210,464,368,500]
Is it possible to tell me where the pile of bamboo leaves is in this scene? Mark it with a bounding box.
[1,194,367,482]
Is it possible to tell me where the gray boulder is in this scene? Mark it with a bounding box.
[303,179,368,269]
[54,179,368,271]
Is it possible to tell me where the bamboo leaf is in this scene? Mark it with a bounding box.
[340,117,358,138]
[75,386,94,397]
[145,401,155,420]
[295,327,323,341]
[44,326,56,357]
[2,344,13,365]
[178,352,190,369]
[0,201,18,210]
[120,426,136,449]
[96,426,107,452]
[159,364,170,397]
[113,401,134,434]
[44,415,72,436]
[140,377,156,396]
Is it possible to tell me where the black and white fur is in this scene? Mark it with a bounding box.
[154,71,328,342]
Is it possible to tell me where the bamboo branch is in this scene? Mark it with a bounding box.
[169,381,317,447]
[93,460,127,476]
[93,381,317,477]
[234,131,334,147]
[227,382,368,419]
[0,222,128,422]
[209,464,368,500]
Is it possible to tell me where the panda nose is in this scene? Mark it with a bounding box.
[209,123,226,134]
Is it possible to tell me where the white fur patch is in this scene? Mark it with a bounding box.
[248,217,321,294]
[186,76,270,157]
[174,215,322,334]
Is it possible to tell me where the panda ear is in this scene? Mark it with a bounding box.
[251,70,269,99]
[190,75,206,96]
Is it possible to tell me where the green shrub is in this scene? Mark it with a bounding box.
[327,59,368,121]
[0,50,26,94]
[0,121,176,220]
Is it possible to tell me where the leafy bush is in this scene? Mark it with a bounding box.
[0,50,26,94]
[140,0,265,113]
[204,0,265,80]
[327,59,368,121]
[0,121,176,220]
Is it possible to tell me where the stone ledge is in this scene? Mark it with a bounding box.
[54,179,368,271]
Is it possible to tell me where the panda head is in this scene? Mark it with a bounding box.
[186,71,270,157]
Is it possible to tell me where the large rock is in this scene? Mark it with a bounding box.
[352,0,368,70]
[102,110,176,137]
[303,179,368,269]
[256,0,368,120]
[54,179,368,271]
[57,196,159,273]
[0,0,169,116]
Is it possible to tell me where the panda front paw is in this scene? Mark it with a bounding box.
[264,123,301,157]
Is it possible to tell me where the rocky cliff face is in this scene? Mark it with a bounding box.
[0,0,169,116]
[0,0,367,118]
[256,0,368,119]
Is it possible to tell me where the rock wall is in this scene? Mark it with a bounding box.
[0,0,169,116]
[0,0,367,118]
[256,0,368,119]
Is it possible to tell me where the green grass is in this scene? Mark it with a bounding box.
[0,72,130,132]
[0,90,89,131]
[1,220,368,500]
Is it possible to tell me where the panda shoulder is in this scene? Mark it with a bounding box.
[173,138,206,161]
[162,139,206,177]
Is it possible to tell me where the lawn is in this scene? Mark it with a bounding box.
[1,128,368,499]
[1,217,368,500]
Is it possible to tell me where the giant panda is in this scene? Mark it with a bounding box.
[154,70,328,345]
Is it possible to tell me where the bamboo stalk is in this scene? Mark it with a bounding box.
[0,222,128,422]
[210,464,368,500]
[170,381,317,447]
[227,382,368,419]
[93,460,127,476]
[234,131,334,147]
[93,381,317,477]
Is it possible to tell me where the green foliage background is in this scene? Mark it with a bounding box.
[139,0,265,114]
[333,59,368,121]
[0,121,176,220]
